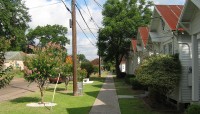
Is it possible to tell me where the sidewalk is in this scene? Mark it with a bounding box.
[89,75,121,114]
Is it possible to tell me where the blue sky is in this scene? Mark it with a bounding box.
[24,0,186,60]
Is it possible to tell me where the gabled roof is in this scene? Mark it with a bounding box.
[178,0,200,34]
[138,27,149,47]
[91,58,99,66]
[155,5,183,30]
[131,39,137,52]
[4,51,25,61]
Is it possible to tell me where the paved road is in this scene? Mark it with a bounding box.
[89,75,121,114]
[0,78,38,102]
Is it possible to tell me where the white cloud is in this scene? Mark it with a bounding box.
[24,0,104,60]
[24,0,186,60]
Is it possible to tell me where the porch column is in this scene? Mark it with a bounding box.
[192,34,199,101]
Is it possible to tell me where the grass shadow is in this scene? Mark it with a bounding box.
[10,97,40,103]
[90,77,105,83]
[66,106,91,114]
[46,87,66,92]
[92,84,103,89]
[85,91,99,98]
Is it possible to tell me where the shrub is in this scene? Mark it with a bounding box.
[135,54,181,96]
[186,104,200,114]
[119,72,126,78]
[93,66,99,74]
[81,62,94,78]
[130,77,146,90]
[124,74,135,84]
[77,68,87,81]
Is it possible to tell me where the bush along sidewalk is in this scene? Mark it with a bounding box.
[135,54,181,105]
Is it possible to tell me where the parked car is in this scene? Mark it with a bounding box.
[49,77,64,84]
[49,76,73,84]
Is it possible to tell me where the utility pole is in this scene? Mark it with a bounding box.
[99,55,101,77]
[72,0,78,96]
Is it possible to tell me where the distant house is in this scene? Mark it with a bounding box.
[91,58,99,67]
[119,57,126,73]
[4,51,25,70]
[126,39,138,75]
[136,27,149,63]
[178,0,200,102]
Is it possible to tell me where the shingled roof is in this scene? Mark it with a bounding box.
[138,27,149,47]
[155,5,184,30]
[131,39,137,52]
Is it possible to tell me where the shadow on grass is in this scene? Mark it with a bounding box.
[46,87,66,92]
[90,77,105,83]
[10,97,40,103]
[66,106,91,114]
[92,84,103,89]
[85,91,100,98]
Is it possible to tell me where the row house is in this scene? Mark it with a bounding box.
[126,1,200,109]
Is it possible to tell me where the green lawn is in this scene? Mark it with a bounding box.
[0,77,105,114]
[114,77,170,114]
[9,69,24,78]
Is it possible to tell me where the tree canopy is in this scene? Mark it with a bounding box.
[97,0,153,77]
[0,37,13,89]
[78,54,89,62]
[26,24,69,48]
[0,0,31,51]
[24,42,70,103]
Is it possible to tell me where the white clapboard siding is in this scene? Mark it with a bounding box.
[178,38,200,103]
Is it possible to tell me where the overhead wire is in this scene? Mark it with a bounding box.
[60,0,96,47]
[83,0,100,28]
[75,4,97,39]
[93,0,103,9]
[29,2,62,10]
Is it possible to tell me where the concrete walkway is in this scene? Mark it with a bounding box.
[89,75,121,114]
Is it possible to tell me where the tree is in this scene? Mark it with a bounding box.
[0,37,13,89]
[78,54,89,62]
[0,0,31,51]
[97,0,153,77]
[26,24,69,48]
[24,42,71,103]
[80,62,94,78]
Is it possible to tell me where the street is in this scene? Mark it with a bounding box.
[0,78,38,102]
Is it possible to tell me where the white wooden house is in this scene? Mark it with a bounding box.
[147,4,200,108]
[136,27,149,62]
[178,0,200,103]
[4,51,25,70]
[126,39,138,75]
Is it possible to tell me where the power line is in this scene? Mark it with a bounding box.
[29,2,62,9]
[93,0,103,9]
[83,0,100,28]
[61,1,96,47]
[76,1,100,29]
[75,4,97,39]
[76,21,96,46]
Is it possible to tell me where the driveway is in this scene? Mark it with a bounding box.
[0,78,38,102]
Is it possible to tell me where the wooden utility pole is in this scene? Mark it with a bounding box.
[72,0,78,96]
[99,55,101,77]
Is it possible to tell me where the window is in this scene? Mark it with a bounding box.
[163,45,167,54]
[168,43,172,54]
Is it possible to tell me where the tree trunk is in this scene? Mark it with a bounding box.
[39,86,44,104]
